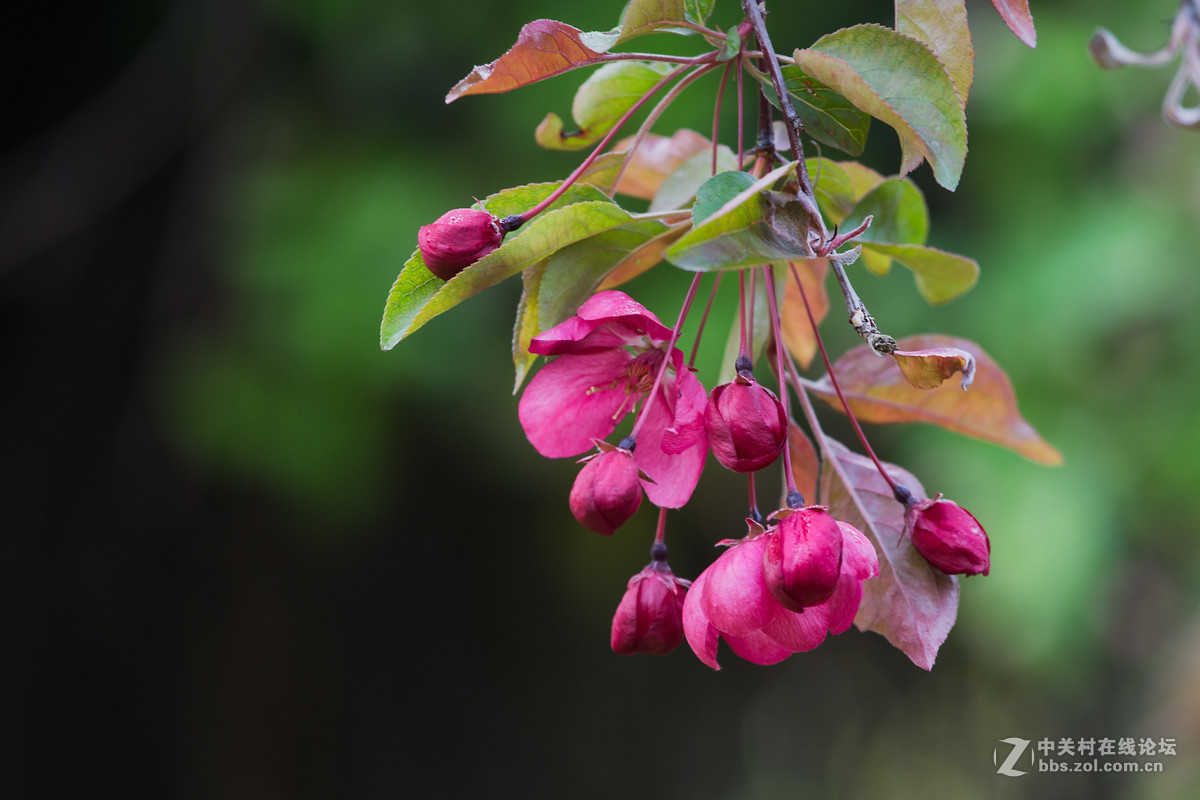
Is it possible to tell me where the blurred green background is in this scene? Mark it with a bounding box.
[3,0,1199,797]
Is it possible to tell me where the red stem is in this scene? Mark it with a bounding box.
[516,59,714,224]
[629,273,704,441]
[787,262,899,494]
[763,264,799,500]
[689,273,723,368]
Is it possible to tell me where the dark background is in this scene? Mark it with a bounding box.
[3,1,1199,798]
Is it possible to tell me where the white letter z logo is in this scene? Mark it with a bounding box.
[994,738,1031,777]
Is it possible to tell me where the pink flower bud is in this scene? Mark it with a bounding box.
[569,448,643,535]
[704,374,787,473]
[762,506,844,611]
[611,557,689,655]
[907,495,990,576]
[417,208,504,280]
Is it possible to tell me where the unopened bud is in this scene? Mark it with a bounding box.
[704,375,787,473]
[611,560,689,655]
[762,506,844,611]
[569,448,642,535]
[417,208,504,280]
[907,495,990,576]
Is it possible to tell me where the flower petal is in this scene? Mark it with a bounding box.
[660,354,708,455]
[837,521,880,580]
[518,349,631,457]
[723,628,794,665]
[635,382,707,508]
[682,569,722,670]
[700,536,775,637]
[531,290,673,355]
[761,602,830,653]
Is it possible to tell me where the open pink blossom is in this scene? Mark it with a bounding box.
[682,516,879,670]
[518,290,708,508]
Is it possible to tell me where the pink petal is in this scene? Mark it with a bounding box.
[682,569,722,670]
[518,349,631,457]
[700,536,774,637]
[660,356,708,455]
[837,522,880,580]
[635,380,707,508]
[824,570,864,635]
[761,601,830,653]
[723,628,794,665]
[576,290,673,342]
[530,290,673,355]
[530,316,632,355]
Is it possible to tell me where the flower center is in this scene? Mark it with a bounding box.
[623,349,665,395]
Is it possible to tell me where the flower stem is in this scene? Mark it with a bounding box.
[763,264,800,503]
[786,262,900,495]
[712,61,733,176]
[510,59,715,227]
[630,272,704,441]
[690,273,723,368]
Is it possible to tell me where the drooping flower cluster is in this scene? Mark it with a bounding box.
[683,508,879,668]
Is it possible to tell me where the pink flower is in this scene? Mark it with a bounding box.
[518,291,708,508]
[682,516,878,669]
[907,494,990,576]
[569,443,643,535]
[611,552,690,655]
[417,208,503,280]
[704,373,787,473]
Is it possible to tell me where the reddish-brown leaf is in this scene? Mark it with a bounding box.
[988,0,1037,48]
[812,334,1062,465]
[446,20,615,102]
[780,259,829,370]
[787,423,820,505]
[892,346,975,390]
[819,439,958,671]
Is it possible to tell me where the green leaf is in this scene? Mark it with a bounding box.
[382,186,629,349]
[649,146,739,212]
[684,0,715,26]
[752,64,871,156]
[663,161,821,271]
[692,170,755,226]
[616,0,705,44]
[716,26,740,62]
[859,243,978,304]
[535,61,672,151]
[511,218,669,390]
[795,24,967,190]
[818,439,959,671]
[896,0,974,109]
[446,20,618,102]
[839,177,928,276]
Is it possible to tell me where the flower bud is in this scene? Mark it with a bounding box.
[569,448,642,535]
[611,560,689,655]
[704,374,787,473]
[907,495,990,576]
[417,208,504,280]
[762,506,844,611]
